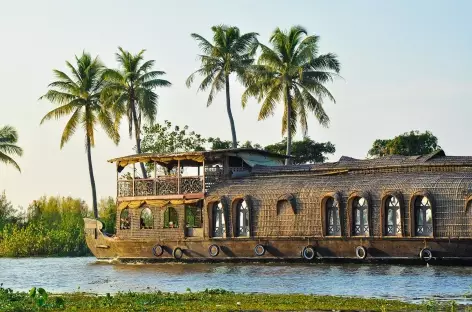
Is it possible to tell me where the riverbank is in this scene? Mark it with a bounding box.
[0,287,460,312]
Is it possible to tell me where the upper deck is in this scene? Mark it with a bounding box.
[108,148,288,201]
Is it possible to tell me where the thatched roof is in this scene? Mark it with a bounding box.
[108,148,289,167]
[252,149,472,175]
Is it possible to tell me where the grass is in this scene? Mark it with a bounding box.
[0,286,465,311]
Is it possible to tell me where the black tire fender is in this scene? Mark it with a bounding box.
[173,247,183,260]
[254,244,265,256]
[208,244,220,257]
[302,245,316,260]
[419,248,433,262]
[152,244,164,257]
[355,246,367,260]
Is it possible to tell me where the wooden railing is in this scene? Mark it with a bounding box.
[117,176,204,197]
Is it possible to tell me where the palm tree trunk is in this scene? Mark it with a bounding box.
[285,89,292,165]
[86,135,98,218]
[225,75,237,148]
[130,98,148,178]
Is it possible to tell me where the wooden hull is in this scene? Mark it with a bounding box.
[85,228,472,265]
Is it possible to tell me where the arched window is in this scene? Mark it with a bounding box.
[415,196,433,236]
[212,202,225,237]
[352,197,369,236]
[385,196,401,236]
[326,197,341,236]
[140,207,153,229]
[164,207,178,228]
[236,200,249,237]
[120,208,131,230]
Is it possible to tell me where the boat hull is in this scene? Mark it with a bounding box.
[85,227,472,265]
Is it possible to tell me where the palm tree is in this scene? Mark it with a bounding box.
[102,47,171,178]
[242,26,340,164]
[0,125,23,171]
[186,25,259,148]
[40,52,119,218]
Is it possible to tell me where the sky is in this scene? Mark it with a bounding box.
[0,0,471,209]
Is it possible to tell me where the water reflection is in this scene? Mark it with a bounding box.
[1,257,472,303]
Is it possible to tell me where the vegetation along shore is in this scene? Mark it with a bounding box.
[0,286,463,311]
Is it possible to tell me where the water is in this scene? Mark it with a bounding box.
[1,257,472,303]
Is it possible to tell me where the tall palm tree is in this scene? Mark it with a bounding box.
[40,52,119,218]
[102,47,171,178]
[0,125,23,171]
[242,26,340,164]
[186,25,259,148]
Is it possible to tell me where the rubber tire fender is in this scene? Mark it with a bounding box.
[173,247,183,260]
[419,248,433,262]
[152,244,164,257]
[254,244,265,256]
[208,244,220,257]
[302,245,316,260]
[355,246,367,260]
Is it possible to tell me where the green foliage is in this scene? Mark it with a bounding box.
[207,137,233,150]
[0,191,19,232]
[368,130,440,157]
[0,196,91,257]
[242,26,340,161]
[0,125,23,172]
[265,137,335,164]
[187,25,259,148]
[29,287,48,308]
[102,47,171,178]
[98,197,116,235]
[141,120,206,155]
[0,286,441,312]
[40,52,120,218]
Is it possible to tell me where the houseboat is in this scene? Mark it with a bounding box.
[84,148,472,264]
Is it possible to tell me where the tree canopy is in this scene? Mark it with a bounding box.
[265,137,335,164]
[367,130,440,157]
[0,125,23,172]
[187,25,259,148]
[242,25,340,164]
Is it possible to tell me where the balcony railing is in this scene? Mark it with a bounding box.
[117,176,204,197]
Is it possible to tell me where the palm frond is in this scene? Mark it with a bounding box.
[0,153,21,172]
[40,101,82,124]
[190,33,215,55]
[60,107,82,148]
[98,108,120,144]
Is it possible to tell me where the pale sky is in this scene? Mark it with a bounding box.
[0,0,471,209]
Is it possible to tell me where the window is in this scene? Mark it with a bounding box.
[385,196,401,236]
[164,207,178,228]
[236,200,250,237]
[140,207,153,229]
[326,197,341,236]
[120,208,131,230]
[185,206,202,228]
[212,202,225,237]
[352,197,369,236]
[415,196,433,237]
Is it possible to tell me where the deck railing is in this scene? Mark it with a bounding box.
[117,176,204,197]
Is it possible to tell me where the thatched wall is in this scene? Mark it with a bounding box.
[206,171,472,239]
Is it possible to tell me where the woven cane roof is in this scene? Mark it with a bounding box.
[252,149,472,175]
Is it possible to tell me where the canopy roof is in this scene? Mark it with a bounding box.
[108,148,289,168]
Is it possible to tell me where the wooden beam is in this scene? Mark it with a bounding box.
[177,159,181,194]
[154,161,157,195]
[118,193,205,202]
[202,160,205,193]
[132,163,136,197]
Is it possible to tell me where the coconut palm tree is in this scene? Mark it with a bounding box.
[0,125,23,171]
[242,26,340,164]
[186,25,259,148]
[40,52,119,218]
[102,47,171,178]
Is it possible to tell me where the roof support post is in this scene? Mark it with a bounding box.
[116,162,119,198]
[132,163,136,197]
[202,160,205,193]
[154,161,157,196]
[177,159,181,194]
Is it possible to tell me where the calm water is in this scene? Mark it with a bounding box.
[1,257,472,302]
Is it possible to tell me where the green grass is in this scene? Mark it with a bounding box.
[0,286,464,311]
